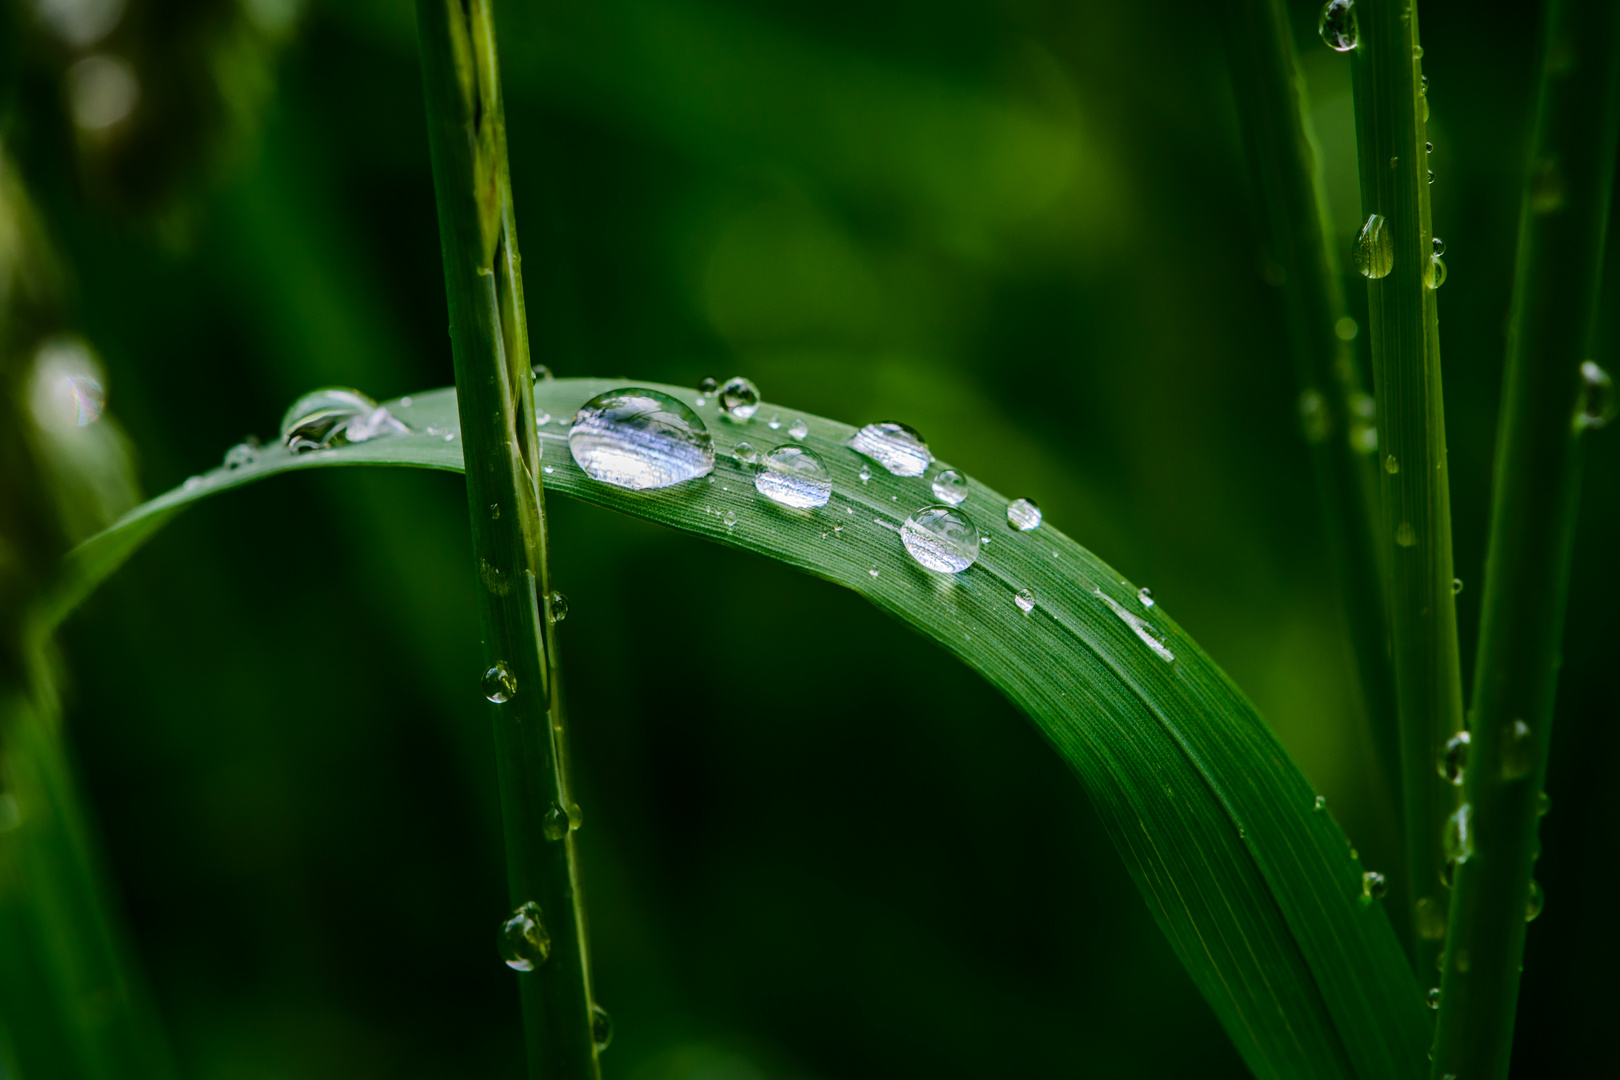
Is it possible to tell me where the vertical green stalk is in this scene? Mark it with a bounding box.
[1221,0,1402,914]
[1347,0,1465,979]
[1432,3,1620,1078]
[413,3,600,1078]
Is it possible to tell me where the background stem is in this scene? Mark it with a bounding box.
[1348,0,1466,979]
[413,2,600,1078]
[1432,3,1620,1077]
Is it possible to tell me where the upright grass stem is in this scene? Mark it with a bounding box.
[413,2,600,1077]
[1347,0,1466,978]
[1221,0,1401,921]
[1432,4,1620,1078]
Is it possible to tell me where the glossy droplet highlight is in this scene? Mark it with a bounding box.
[788,418,809,440]
[548,591,569,624]
[718,376,761,420]
[223,442,258,470]
[1501,718,1536,780]
[1318,0,1358,51]
[1576,361,1615,430]
[900,506,982,573]
[1362,871,1387,900]
[499,902,551,972]
[1007,498,1042,531]
[1443,731,1470,786]
[1354,214,1394,279]
[849,422,933,477]
[1427,988,1440,1010]
[1445,803,1473,863]
[1453,577,1464,595]
[931,469,968,505]
[1525,879,1544,922]
[698,377,718,395]
[1014,588,1035,614]
[732,441,760,466]
[533,365,554,381]
[1094,588,1175,663]
[755,445,832,508]
[591,1003,614,1051]
[1137,587,1154,608]
[1314,795,1327,811]
[568,388,715,490]
[483,663,517,704]
[543,802,582,840]
[1425,254,1448,290]
[282,387,405,452]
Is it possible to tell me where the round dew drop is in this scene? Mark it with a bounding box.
[223,442,258,470]
[1427,988,1440,1010]
[1137,587,1154,608]
[1014,588,1036,614]
[849,422,933,477]
[1453,577,1464,595]
[591,1003,614,1051]
[718,376,761,421]
[543,802,582,841]
[901,506,982,573]
[568,388,715,490]
[1576,361,1615,430]
[1318,0,1358,52]
[499,902,552,972]
[732,441,761,466]
[698,377,718,395]
[1362,871,1388,900]
[281,387,404,453]
[1445,803,1474,863]
[1007,498,1043,531]
[931,469,969,505]
[1354,214,1394,279]
[1443,730,1470,786]
[532,365,554,381]
[482,663,517,704]
[788,418,809,440]
[754,445,832,508]
[548,591,569,624]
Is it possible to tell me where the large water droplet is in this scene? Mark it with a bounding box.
[1319,0,1358,51]
[590,1003,614,1051]
[1444,803,1473,863]
[1014,587,1035,613]
[1525,879,1544,922]
[931,469,968,505]
[499,901,551,971]
[1425,254,1448,290]
[849,422,933,477]
[1362,871,1388,899]
[1094,588,1175,662]
[900,506,981,573]
[548,591,569,624]
[1354,214,1394,279]
[281,388,405,452]
[1007,498,1042,531]
[755,445,832,508]
[483,663,517,704]
[1576,361,1615,430]
[718,376,760,421]
[1443,730,1470,786]
[1414,896,1447,940]
[568,388,715,490]
[1501,718,1536,780]
[1452,577,1464,595]
[732,441,760,466]
[788,418,809,440]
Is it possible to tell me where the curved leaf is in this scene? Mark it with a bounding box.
[48,378,1429,1079]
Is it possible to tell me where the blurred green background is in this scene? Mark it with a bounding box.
[4,0,1617,1075]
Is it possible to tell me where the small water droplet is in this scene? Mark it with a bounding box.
[1396,522,1417,547]
[1428,169,1436,185]
[788,418,809,440]
[694,397,706,408]
[535,410,552,427]
[1442,731,1470,785]
[568,388,715,490]
[1362,871,1388,899]
[1452,577,1463,594]
[400,396,413,408]
[718,377,761,421]
[1007,498,1042,531]
[1575,361,1615,429]
[1413,44,1424,58]
[858,464,872,483]
[1525,879,1544,922]
[183,475,204,491]
[590,1003,614,1051]
[723,509,737,529]
[1432,237,1446,256]
[543,802,582,840]
[1354,214,1394,279]
[849,422,933,477]
[931,469,969,505]
[223,442,258,469]
[1014,587,1035,613]
[548,591,569,623]
[499,901,551,971]
[1298,389,1330,443]
[482,663,517,703]
[1501,718,1536,779]
[543,465,555,474]
[1415,896,1447,940]
[1385,454,1400,474]
[1094,588,1175,662]
[1137,587,1154,608]
[1335,316,1359,341]
[766,414,782,430]
[1427,988,1440,1009]
[1318,0,1358,51]
[1425,254,1448,289]
[755,445,832,508]
[900,506,982,573]
[532,365,555,381]
[1315,795,1327,811]
[282,387,406,452]
[698,377,718,395]
[868,567,880,578]
[731,441,760,466]
[1445,802,1473,863]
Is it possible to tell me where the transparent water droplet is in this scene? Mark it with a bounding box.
[548,591,569,624]
[1432,237,1446,257]
[1362,871,1388,899]
[849,422,933,477]
[1425,254,1448,289]
[533,365,555,381]
[698,377,718,395]
[766,414,782,430]
[499,901,551,971]
[1396,522,1417,547]
[718,376,761,421]
[482,663,517,703]
[1525,878,1544,922]
[1315,795,1327,811]
[535,410,552,427]
[1299,389,1330,443]
[731,441,760,466]
[1354,214,1394,279]
[1444,802,1473,863]
[755,445,832,508]
[1501,718,1536,780]
[1415,896,1447,940]
[1576,361,1615,430]
[1452,577,1463,595]
[1318,0,1358,51]
[568,388,715,490]
[931,469,969,505]
[858,464,872,483]
[900,506,982,573]
[282,387,404,452]
[1428,988,1440,1009]
[1014,587,1035,613]
[868,567,880,578]
[1137,587,1155,608]
[543,802,582,840]
[788,418,809,440]
[223,442,258,470]
[1094,588,1175,662]
[1443,730,1470,785]
[1384,454,1400,474]
[590,1003,614,1051]
[1007,498,1042,531]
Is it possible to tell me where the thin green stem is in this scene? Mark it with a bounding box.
[413,3,600,1078]
[1432,3,1620,1078]
[1221,0,1402,934]
[1347,0,1466,979]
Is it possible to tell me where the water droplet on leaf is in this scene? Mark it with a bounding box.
[1426,254,1448,289]
[1443,731,1470,785]
[548,591,569,623]
[1452,577,1463,594]
[1138,587,1154,608]
[900,506,982,573]
[1315,795,1327,811]
[732,441,760,466]
[1007,498,1042,531]
[1396,522,1417,547]
[223,442,258,470]
[1385,454,1400,474]
[533,365,554,381]
[483,663,517,704]
[931,469,969,505]
[568,388,715,490]
[1445,803,1473,863]
[591,1003,614,1051]
[788,418,809,440]
[1318,0,1358,51]
[698,377,718,395]
[755,445,832,508]
[1094,588,1175,662]
[1526,879,1544,922]
[849,422,933,477]
[281,387,402,452]
[1362,871,1387,899]
[499,902,551,971]
[1014,588,1035,613]
[543,802,582,840]
[1575,361,1615,430]
[1428,988,1440,1009]
[1354,214,1394,279]
[718,377,761,421]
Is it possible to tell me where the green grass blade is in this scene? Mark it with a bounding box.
[50,378,1431,1079]
[1346,0,1467,976]
[1433,4,1620,1078]
[412,2,600,1077]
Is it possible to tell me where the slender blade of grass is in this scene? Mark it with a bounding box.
[1347,0,1467,977]
[412,2,599,1077]
[1432,4,1620,1078]
[50,378,1432,1079]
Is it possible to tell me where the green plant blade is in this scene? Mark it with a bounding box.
[49,378,1431,1080]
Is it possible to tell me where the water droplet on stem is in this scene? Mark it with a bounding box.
[499,902,551,971]
[568,388,715,490]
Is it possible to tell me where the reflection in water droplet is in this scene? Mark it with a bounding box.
[1014,588,1035,614]
[499,902,551,972]
[1137,587,1155,609]
[1299,389,1330,443]
[1526,879,1544,922]
[1432,237,1446,256]
[849,422,933,477]
[767,414,782,430]
[1445,803,1473,863]
[1501,718,1536,779]
[1007,498,1042,531]
[755,445,832,508]
[1396,522,1417,547]
[591,1003,614,1051]
[931,469,969,505]
[543,802,582,840]
[1443,731,1470,786]
[282,388,406,452]
[1576,361,1615,430]
[1362,871,1388,899]
[482,664,517,703]
[1318,0,1359,51]
[698,377,718,395]
[900,506,981,573]
[1354,214,1394,279]
[788,418,809,440]
[718,377,761,420]
[732,441,760,466]
[1428,988,1440,1010]
[1315,795,1327,811]
[1425,254,1448,289]
[1415,896,1447,940]
[1094,588,1175,662]
[1384,454,1400,475]
[223,442,258,470]
[1453,577,1463,595]
[568,388,715,490]
[548,591,569,624]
